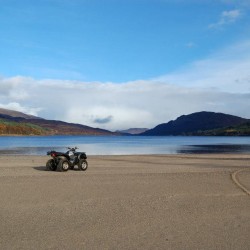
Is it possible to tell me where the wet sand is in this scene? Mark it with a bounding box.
[0,154,250,249]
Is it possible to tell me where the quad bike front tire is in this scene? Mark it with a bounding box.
[78,159,88,171]
[57,159,70,172]
[46,159,57,171]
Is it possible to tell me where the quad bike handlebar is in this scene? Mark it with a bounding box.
[67,147,78,151]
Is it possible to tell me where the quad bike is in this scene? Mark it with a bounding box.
[46,147,88,172]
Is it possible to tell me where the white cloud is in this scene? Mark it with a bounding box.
[209,9,242,29]
[0,102,41,116]
[1,40,250,130]
[156,40,250,93]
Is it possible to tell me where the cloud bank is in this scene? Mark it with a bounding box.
[1,40,250,131]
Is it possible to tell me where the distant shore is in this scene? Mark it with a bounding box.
[0,154,250,249]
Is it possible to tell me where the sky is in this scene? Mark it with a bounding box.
[0,0,250,131]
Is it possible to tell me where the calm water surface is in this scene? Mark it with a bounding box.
[0,136,250,155]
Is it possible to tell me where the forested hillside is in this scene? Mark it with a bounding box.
[0,119,49,135]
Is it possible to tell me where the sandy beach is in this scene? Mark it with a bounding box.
[0,154,249,250]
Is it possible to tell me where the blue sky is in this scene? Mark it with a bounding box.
[1,0,250,130]
[1,0,249,82]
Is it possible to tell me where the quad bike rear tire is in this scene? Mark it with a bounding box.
[78,159,88,171]
[46,159,57,171]
[57,159,70,172]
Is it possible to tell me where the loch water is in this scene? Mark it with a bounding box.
[0,135,250,155]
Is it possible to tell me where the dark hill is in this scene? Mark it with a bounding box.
[21,118,114,135]
[142,111,248,136]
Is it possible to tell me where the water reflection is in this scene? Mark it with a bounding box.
[177,144,250,154]
[1,144,250,155]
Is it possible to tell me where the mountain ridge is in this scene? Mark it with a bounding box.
[141,111,249,136]
[1,109,250,136]
[0,108,42,119]
[0,108,116,136]
[117,128,149,135]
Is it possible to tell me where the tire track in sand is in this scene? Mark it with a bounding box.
[231,169,250,196]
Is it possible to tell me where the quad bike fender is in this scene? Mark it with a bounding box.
[78,153,87,160]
